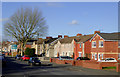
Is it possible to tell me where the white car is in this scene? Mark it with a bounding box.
[97,58,117,62]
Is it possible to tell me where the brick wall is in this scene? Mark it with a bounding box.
[72,60,117,70]
[64,60,74,64]
[56,59,65,64]
[50,58,57,63]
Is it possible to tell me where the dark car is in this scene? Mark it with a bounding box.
[2,54,5,58]
[59,56,73,60]
[28,57,41,66]
[0,56,6,67]
[76,57,90,60]
[15,55,22,60]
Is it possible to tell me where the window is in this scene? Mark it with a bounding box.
[92,53,94,59]
[63,52,64,56]
[102,54,103,59]
[118,54,120,58]
[78,52,82,57]
[118,41,120,48]
[99,41,103,47]
[92,41,96,48]
[80,43,81,48]
[55,51,57,55]
[95,54,97,60]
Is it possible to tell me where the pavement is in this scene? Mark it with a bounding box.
[2,56,120,76]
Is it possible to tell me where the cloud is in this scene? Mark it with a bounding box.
[0,18,9,22]
[46,2,64,7]
[69,20,79,25]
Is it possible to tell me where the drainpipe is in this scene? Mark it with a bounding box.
[82,43,85,57]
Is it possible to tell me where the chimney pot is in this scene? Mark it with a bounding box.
[76,33,82,36]
[94,31,100,34]
[58,35,62,38]
[64,35,69,38]
[46,37,52,39]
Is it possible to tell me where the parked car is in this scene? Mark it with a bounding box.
[15,55,22,60]
[21,55,30,61]
[2,54,5,58]
[59,56,73,60]
[0,55,6,67]
[97,58,117,62]
[28,57,41,66]
[76,57,90,60]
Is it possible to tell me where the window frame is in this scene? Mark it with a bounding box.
[80,43,81,48]
[92,41,96,48]
[95,53,97,60]
[99,41,103,48]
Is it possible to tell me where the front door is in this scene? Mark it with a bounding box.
[98,53,101,61]
[78,52,82,57]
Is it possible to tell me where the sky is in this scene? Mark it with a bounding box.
[1,2,118,41]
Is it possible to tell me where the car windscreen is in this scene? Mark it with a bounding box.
[106,58,115,60]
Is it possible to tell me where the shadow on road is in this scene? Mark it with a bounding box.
[2,57,69,75]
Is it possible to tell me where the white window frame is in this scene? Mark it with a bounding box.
[78,52,82,57]
[80,43,81,48]
[92,53,94,59]
[92,41,96,48]
[63,52,64,56]
[102,53,103,59]
[99,41,103,48]
[95,53,97,60]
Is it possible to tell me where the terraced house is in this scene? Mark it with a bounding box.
[54,35,82,57]
[90,31,120,61]
[32,36,61,58]
[74,34,94,59]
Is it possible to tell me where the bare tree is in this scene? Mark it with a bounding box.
[4,8,48,56]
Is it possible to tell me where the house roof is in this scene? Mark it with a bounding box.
[44,38,58,44]
[74,34,94,43]
[97,33,120,40]
[36,38,58,44]
[58,34,93,44]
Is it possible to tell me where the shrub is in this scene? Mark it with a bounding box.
[24,48,35,57]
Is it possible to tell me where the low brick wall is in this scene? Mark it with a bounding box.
[101,62,117,67]
[50,58,118,71]
[72,60,83,66]
[50,58,57,63]
[56,59,65,64]
[116,60,120,72]
[50,58,74,64]
[73,60,117,70]
[82,61,101,69]
[64,60,74,64]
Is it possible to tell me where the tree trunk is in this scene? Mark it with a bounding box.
[21,43,24,56]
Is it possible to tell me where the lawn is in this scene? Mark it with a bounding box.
[102,67,116,69]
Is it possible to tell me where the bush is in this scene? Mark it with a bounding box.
[24,48,35,57]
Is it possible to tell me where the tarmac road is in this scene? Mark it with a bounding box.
[2,56,120,76]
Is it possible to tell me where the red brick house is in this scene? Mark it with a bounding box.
[90,32,120,61]
[74,34,94,59]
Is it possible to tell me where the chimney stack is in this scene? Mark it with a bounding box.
[94,31,100,34]
[58,35,62,38]
[38,38,42,40]
[76,33,82,36]
[46,37,52,39]
[64,35,69,38]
